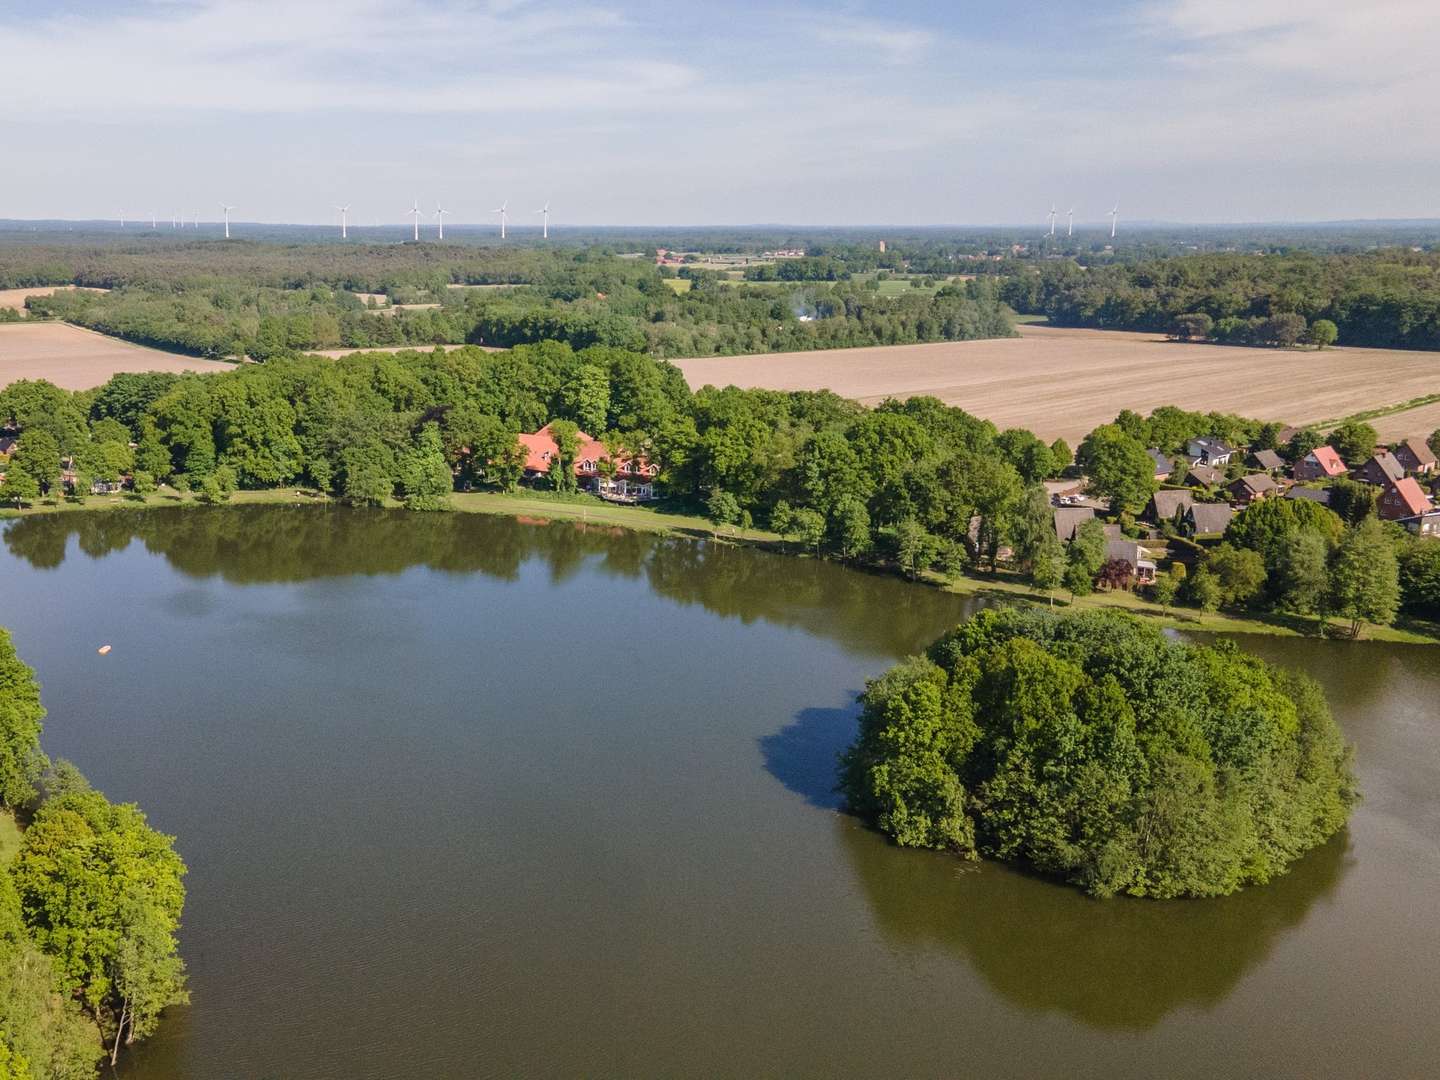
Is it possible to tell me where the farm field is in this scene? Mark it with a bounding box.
[1373,399,1440,442]
[305,343,498,358]
[0,321,232,389]
[672,324,1440,444]
[0,284,105,313]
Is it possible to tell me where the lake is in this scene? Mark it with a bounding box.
[1,507,1437,1079]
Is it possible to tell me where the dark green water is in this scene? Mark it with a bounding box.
[1,508,1436,1079]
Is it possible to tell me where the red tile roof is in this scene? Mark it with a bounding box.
[1384,476,1434,519]
[518,423,653,477]
[1307,445,1347,476]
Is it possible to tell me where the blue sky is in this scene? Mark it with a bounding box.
[2,0,1436,226]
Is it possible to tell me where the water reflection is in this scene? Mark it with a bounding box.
[759,699,860,810]
[838,817,1350,1029]
[2,507,973,658]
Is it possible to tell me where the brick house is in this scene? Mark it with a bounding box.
[1392,437,1438,477]
[1293,445,1347,482]
[1379,476,1435,523]
[1356,451,1406,486]
[518,423,660,501]
[1229,473,1280,507]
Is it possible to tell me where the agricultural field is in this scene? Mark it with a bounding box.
[0,321,232,389]
[1372,399,1440,442]
[0,284,105,314]
[672,324,1440,445]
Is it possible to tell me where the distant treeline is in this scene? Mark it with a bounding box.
[999,251,1440,350]
[13,243,1014,360]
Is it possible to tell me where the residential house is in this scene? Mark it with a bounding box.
[0,435,16,459]
[1403,509,1440,537]
[1184,464,1226,489]
[1187,437,1234,467]
[1274,426,1302,448]
[1293,445,1347,482]
[1146,448,1173,483]
[1184,502,1234,537]
[1229,473,1280,507]
[1103,538,1157,584]
[1248,448,1286,473]
[1379,476,1435,523]
[1146,489,1194,525]
[1356,451,1406,487]
[1286,486,1333,507]
[517,423,660,501]
[1052,505,1096,542]
[1392,437,1438,477]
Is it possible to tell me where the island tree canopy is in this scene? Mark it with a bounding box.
[840,609,1357,899]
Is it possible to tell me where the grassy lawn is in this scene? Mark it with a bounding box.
[5,487,1434,645]
[0,810,21,866]
[662,278,691,295]
[1011,313,1050,325]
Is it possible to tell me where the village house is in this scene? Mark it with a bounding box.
[1184,463,1226,489]
[1293,445,1347,482]
[1356,451,1406,486]
[1186,437,1234,467]
[1146,488,1194,525]
[1392,437,1438,477]
[517,423,660,502]
[1379,476,1436,525]
[1248,448,1286,474]
[1104,538,1157,585]
[1052,505,1096,542]
[1184,502,1234,537]
[1146,448,1173,483]
[1229,473,1280,507]
[1287,486,1333,507]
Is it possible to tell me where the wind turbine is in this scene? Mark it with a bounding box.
[335,204,350,239]
[1108,203,1119,239]
[118,211,125,229]
[493,200,508,239]
[534,201,549,239]
[151,211,157,229]
[1066,206,1075,237]
[1047,204,1057,237]
[408,199,422,241]
[220,203,235,239]
[434,204,449,240]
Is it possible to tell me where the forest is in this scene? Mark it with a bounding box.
[998,250,1440,350]
[838,608,1357,898]
[1,239,1013,360]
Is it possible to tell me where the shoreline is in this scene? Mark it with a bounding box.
[4,487,1436,645]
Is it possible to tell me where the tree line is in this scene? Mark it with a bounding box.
[0,629,187,1077]
[999,250,1440,350]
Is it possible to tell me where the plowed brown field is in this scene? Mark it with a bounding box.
[0,322,232,389]
[672,325,1440,444]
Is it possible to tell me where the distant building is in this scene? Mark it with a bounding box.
[1052,505,1096,542]
[1104,538,1157,584]
[1184,502,1234,537]
[1379,476,1435,523]
[518,423,659,502]
[1356,451,1406,486]
[1187,437,1234,467]
[1146,448,1173,482]
[1229,473,1281,507]
[1146,489,1195,524]
[1286,486,1333,507]
[1184,464,1226,489]
[1249,448,1286,473]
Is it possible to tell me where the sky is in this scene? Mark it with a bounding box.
[1,0,1438,227]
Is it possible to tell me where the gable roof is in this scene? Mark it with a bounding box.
[1364,451,1406,483]
[1385,476,1434,518]
[1395,437,1438,469]
[1149,489,1195,520]
[1185,464,1225,487]
[1287,486,1332,505]
[1186,502,1234,535]
[517,423,621,475]
[1104,538,1154,567]
[1146,448,1173,475]
[1305,445,1347,476]
[1250,448,1285,471]
[1190,436,1234,455]
[1052,505,1096,542]
[1231,473,1280,496]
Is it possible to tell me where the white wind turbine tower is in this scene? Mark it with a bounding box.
[435,204,449,240]
[534,201,549,239]
[220,203,235,239]
[1067,206,1075,237]
[335,205,350,239]
[118,211,125,228]
[493,200,508,239]
[151,211,157,229]
[408,199,422,241]
[1047,204,1057,236]
[1108,203,1119,239]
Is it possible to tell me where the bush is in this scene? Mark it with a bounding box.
[839,609,1357,898]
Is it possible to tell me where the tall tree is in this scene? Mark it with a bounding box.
[1076,424,1157,513]
[0,630,46,808]
[1328,518,1401,637]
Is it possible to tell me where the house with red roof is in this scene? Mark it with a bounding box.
[518,423,660,501]
[1293,445,1347,482]
[1379,476,1436,532]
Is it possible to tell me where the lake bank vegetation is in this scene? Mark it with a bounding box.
[0,629,187,1077]
[840,608,1358,898]
[2,338,1437,642]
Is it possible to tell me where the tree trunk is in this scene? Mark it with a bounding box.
[110,998,129,1066]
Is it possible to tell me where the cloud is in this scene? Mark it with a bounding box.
[812,14,934,63]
